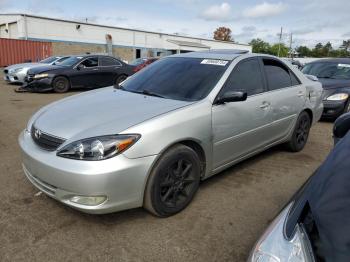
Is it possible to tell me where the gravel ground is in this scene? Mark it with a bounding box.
[0,72,333,262]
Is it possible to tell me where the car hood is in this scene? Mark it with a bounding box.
[33,87,193,141]
[28,65,65,74]
[6,62,42,70]
[318,78,350,90]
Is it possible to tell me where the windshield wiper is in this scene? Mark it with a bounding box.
[141,89,165,98]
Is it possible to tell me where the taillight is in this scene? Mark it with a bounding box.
[133,64,145,72]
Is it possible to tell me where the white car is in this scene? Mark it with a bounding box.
[4,56,69,84]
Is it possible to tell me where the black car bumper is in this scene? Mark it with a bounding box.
[322,100,347,119]
[22,77,54,92]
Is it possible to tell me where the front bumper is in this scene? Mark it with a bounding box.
[22,77,54,92]
[18,130,157,214]
[322,100,347,119]
[3,72,26,83]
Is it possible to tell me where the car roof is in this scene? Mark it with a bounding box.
[309,58,350,64]
[173,49,250,60]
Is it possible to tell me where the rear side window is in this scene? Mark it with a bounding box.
[81,57,98,68]
[221,58,264,96]
[100,57,121,66]
[263,59,292,90]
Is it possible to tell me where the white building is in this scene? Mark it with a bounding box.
[0,13,251,61]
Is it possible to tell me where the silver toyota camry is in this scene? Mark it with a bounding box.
[4,56,69,83]
[19,50,323,217]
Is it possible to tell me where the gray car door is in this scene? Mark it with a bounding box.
[212,57,275,170]
[260,57,306,141]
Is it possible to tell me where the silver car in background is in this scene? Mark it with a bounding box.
[19,50,323,217]
[4,56,69,83]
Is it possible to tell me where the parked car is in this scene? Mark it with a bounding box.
[302,58,350,119]
[130,57,159,72]
[3,56,70,84]
[248,113,350,262]
[23,55,134,93]
[19,50,323,217]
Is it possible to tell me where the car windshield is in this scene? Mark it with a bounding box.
[58,56,84,67]
[130,58,147,66]
[54,56,70,65]
[40,56,59,64]
[120,57,230,101]
[302,62,350,79]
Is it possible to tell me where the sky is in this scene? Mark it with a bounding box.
[1,0,350,48]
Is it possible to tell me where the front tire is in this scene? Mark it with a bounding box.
[286,111,311,152]
[144,145,201,217]
[52,76,70,93]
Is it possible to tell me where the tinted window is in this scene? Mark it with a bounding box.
[264,59,292,90]
[100,57,121,66]
[81,57,98,68]
[221,58,264,96]
[121,57,230,101]
[302,62,350,80]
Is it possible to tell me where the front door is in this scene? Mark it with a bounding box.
[70,56,100,88]
[212,58,274,170]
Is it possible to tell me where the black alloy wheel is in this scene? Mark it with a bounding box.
[286,111,311,152]
[114,75,127,86]
[53,76,70,93]
[144,145,201,217]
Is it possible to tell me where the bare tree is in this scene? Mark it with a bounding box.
[213,27,233,42]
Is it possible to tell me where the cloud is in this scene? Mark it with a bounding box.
[243,2,287,18]
[199,2,232,22]
[342,32,350,38]
[292,28,315,35]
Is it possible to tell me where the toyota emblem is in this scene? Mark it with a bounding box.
[34,129,41,139]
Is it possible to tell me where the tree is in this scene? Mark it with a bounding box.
[340,40,350,52]
[270,43,289,57]
[213,27,233,42]
[296,46,312,57]
[249,38,271,54]
[312,43,324,57]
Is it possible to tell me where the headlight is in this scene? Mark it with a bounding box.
[326,93,349,101]
[57,134,140,160]
[33,73,49,79]
[249,203,314,262]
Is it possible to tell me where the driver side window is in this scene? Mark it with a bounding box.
[80,57,98,68]
[221,58,265,97]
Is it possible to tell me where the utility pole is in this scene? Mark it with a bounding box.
[277,27,283,57]
[289,33,293,58]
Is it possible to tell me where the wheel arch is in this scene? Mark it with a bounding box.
[303,108,313,123]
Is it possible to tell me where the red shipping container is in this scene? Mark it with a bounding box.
[0,38,52,67]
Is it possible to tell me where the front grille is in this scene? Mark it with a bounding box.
[31,126,65,151]
[4,69,8,74]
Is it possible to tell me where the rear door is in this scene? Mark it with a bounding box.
[98,56,123,87]
[260,57,306,141]
[212,57,275,169]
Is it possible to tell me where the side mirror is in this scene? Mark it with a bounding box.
[333,112,350,145]
[76,64,84,70]
[215,91,247,104]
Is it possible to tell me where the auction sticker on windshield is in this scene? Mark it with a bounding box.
[338,64,350,68]
[201,59,228,66]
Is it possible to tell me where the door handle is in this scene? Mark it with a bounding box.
[297,91,304,97]
[92,68,99,71]
[259,102,270,109]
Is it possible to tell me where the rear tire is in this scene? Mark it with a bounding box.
[52,76,70,93]
[144,145,201,217]
[286,111,311,152]
[114,75,127,86]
